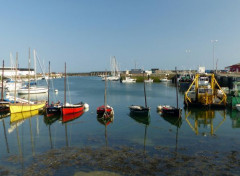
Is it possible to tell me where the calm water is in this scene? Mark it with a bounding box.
[1,76,240,175]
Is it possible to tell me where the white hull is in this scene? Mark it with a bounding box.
[122,77,136,83]
[18,86,48,94]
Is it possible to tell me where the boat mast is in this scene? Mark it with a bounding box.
[104,71,107,108]
[33,49,37,83]
[175,67,179,109]
[143,71,147,108]
[28,48,30,104]
[1,60,4,101]
[14,53,18,103]
[48,61,50,105]
[64,62,66,106]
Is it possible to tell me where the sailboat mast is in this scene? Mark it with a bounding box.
[28,48,31,104]
[1,60,4,100]
[14,53,18,103]
[175,67,179,109]
[143,71,147,108]
[33,50,37,82]
[64,62,66,106]
[48,61,50,105]
[104,71,107,107]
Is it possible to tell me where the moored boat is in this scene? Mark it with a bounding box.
[62,62,84,115]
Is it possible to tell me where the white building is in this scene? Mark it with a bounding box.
[0,67,35,77]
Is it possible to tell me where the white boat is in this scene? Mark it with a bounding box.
[5,79,23,91]
[122,77,136,83]
[18,50,48,95]
[18,86,48,94]
[236,104,240,111]
[144,79,153,83]
[106,56,120,81]
[160,77,171,82]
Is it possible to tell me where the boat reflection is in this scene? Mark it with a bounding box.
[229,110,240,128]
[44,114,61,149]
[185,108,226,136]
[62,110,85,147]
[161,115,182,154]
[97,114,114,148]
[0,112,10,153]
[62,110,84,123]
[129,112,150,153]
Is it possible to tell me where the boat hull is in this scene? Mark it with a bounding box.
[62,110,84,123]
[10,102,46,114]
[161,107,182,117]
[18,87,48,94]
[46,106,62,116]
[62,104,84,115]
[129,105,150,115]
[96,105,114,116]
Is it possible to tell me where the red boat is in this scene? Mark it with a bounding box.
[96,105,114,116]
[62,63,84,116]
[62,110,84,123]
[62,103,84,115]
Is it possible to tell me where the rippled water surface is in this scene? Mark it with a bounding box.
[0,76,240,175]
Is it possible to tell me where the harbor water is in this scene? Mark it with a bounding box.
[0,76,240,175]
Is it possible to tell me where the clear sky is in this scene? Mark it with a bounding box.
[0,0,240,73]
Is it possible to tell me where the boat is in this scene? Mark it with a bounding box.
[160,105,182,117]
[18,86,48,94]
[9,49,46,114]
[160,77,171,82]
[178,73,194,91]
[158,67,182,117]
[144,79,153,83]
[97,74,114,117]
[46,62,62,117]
[17,50,48,94]
[184,73,227,108]
[121,77,136,83]
[129,71,150,115]
[62,62,84,115]
[103,56,120,81]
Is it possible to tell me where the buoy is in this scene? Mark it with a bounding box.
[55,89,58,93]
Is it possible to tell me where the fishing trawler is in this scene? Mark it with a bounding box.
[184,73,227,108]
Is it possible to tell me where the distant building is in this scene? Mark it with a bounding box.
[130,69,143,74]
[225,63,240,72]
[151,68,159,73]
[0,67,35,77]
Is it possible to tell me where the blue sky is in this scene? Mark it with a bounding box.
[0,0,240,72]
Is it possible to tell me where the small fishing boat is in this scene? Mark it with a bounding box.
[158,67,181,117]
[122,77,136,83]
[62,62,84,115]
[129,71,150,115]
[161,106,182,117]
[97,73,114,117]
[46,62,62,117]
[160,77,171,82]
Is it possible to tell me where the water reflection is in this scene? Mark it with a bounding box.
[185,108,226,136]
[129,113,150,153]
[44,114,61,149]
[62,111,85,147]
[229,110,240,128]
[97,115,114,148]
[0,112,10,153]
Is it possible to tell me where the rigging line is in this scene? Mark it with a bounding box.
[35,53,48,86]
